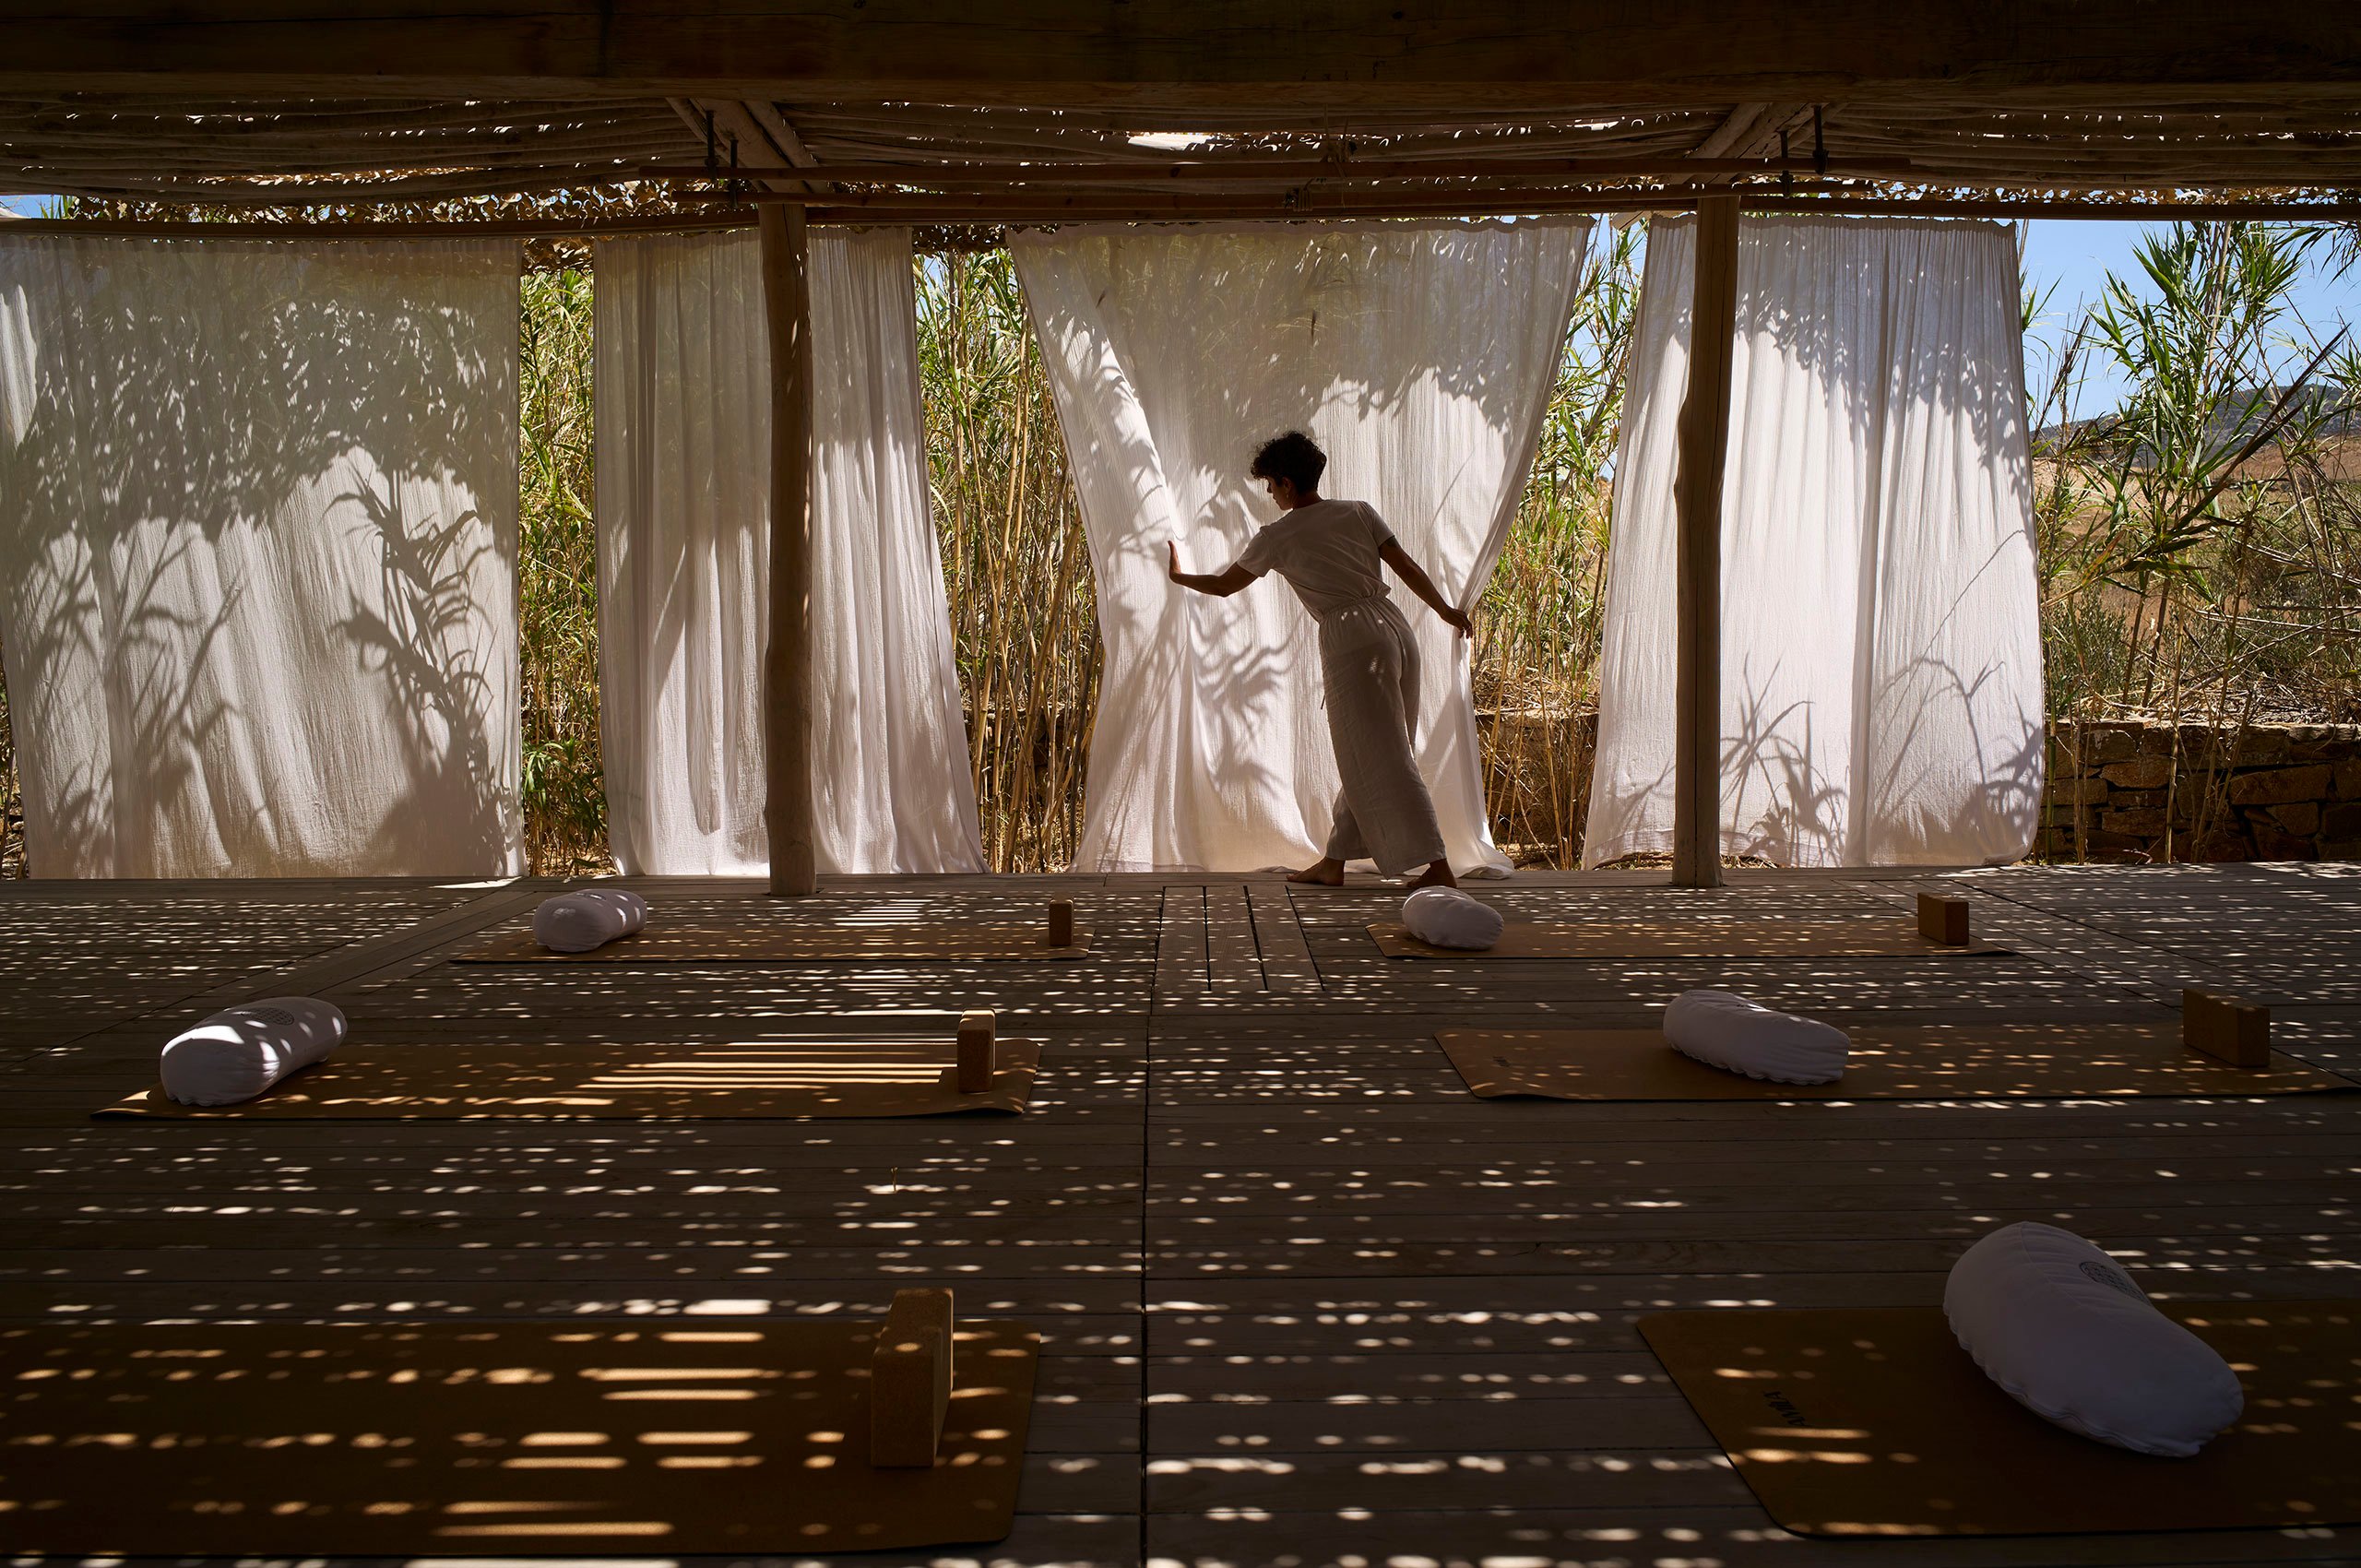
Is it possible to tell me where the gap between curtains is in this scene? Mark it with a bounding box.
[1013,219,1588,875]
[594,228,984,876]
[1584,216,2044,868]
[0,235,524,878]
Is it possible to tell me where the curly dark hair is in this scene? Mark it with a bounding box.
[1249,430,1327,493]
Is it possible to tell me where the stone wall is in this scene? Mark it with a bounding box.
[2039,719,2361,863]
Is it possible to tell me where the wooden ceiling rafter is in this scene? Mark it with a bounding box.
[0,3,2353,226]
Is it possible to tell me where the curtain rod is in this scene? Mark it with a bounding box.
[629,153,1921,184]
[2,194,2355,241]
[0,210,760,240]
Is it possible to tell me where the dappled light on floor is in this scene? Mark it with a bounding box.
[0,1318,1038,1552]
[2,867,2358,1562]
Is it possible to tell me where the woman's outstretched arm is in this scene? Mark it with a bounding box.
[1379,540,1474,636]
[1168,541,1258,598]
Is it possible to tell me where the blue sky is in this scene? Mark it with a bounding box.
[2020,220,2354,420]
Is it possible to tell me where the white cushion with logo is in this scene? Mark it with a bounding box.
[532,888,649,953]
[1944,1221,2244,1457]
[159,996,348,1107]
[1662,989,1848,1085]
[1400,886,1504,950]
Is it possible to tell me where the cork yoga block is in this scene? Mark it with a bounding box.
[871,1288,955,1467]
[956,1009,998,1093]
[2183,989,2270,1069]
[1917,892,1972,946]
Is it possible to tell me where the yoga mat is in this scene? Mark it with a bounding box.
[0,1317,1039,1554]
[455,921,1092,963]
[96,1039,1041,1120]
[1642,1301,2361,1537]
[1371,918,2006,959]
[1437,1022,2355,1100]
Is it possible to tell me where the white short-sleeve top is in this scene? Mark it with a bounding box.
[1232,499,1396,621]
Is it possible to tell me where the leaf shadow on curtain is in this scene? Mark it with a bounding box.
[0,240,516,875]
[1606,218,2042,868]
[1024,222,1580,872]
[330,467,512,872]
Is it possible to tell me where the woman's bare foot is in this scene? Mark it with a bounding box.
[1404,860,1458,890]
[1287,857,1347,885]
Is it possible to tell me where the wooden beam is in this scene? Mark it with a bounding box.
[759,202,818,897]
[742,101,824,171]
[1671,196,1739,891]
[1691,104,1774,160]
[0,211,759,240]
[2,3,2355,107]
[667,96,823,193]
[635,153,1906,184]
[5,194,2356,243]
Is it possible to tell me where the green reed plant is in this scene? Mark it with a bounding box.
[915,249,1101,871]
[516,266,611,873]
[1473,220,1643,862]
[2033,221,2360,859]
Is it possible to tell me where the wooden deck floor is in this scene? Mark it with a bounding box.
[4,862,2359,1566]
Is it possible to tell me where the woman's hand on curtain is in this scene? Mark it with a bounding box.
[1168,541,1256,598]
[1438,603,1474,639]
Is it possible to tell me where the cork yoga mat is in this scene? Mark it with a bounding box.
[1369,917,2006,959]
[96,1039,1041,1120]
[0,1317,1040,1554]
[1642,1302,2361,1537]
[1437,1022,2355,1100]
[454,921,1092,963]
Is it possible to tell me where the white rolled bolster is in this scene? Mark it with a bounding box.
[1662,989,1848,1085]
[1400,886,1503,950]
[1945,1221,2244,1457]
[532,888,647,953]
[159,996,348,1107]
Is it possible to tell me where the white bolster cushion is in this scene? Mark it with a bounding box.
[1662,989,1849,1085]
[533,888,647,953]
[159,996,348,1107]
[1401,886,1504,950]
[1944,1221,2244,1457]
[587,887,647,934]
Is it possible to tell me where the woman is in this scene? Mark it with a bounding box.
[1166,431,1468,888]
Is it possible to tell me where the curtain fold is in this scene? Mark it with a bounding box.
[1012,219,1588,874]
[594,228,984,875]
[0,235,523,877]
[1584,216,2043,868]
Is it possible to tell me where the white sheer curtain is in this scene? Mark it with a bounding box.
[1013,219,1587,874]
[1584,216,2043,868]
[0,235,522,878]
[594,228,983,875]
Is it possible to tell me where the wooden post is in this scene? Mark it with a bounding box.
[1671,196,1740,890]
[870,1287,954,1467]
[759,203,817,897]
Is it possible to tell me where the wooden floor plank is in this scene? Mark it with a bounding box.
[5,866,2360,1565]
[1156,884,1209,995]
[1249,883,1322,993]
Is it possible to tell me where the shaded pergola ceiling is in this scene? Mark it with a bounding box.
[2,2,2358,215]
